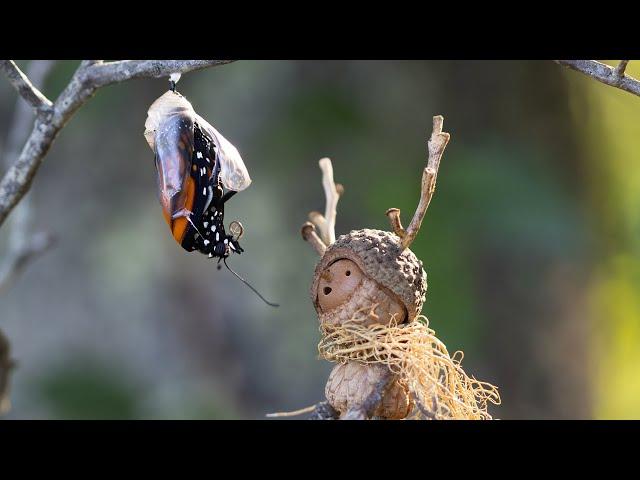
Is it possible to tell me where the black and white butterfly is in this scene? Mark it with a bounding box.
[144,89,277,306]
[144,90,250,260]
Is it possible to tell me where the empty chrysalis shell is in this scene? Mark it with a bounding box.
[144,91,252,192]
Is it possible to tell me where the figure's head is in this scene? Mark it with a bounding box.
[311,229,427,325]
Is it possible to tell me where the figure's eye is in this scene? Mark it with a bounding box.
[345,270,351,276]
[324,287,332,295]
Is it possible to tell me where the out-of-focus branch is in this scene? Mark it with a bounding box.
[0,328,14,415]
[0,59,236,230]
[556,60,640,98]
[0,60,57,295]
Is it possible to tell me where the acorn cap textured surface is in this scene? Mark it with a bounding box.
[311,229,428,322]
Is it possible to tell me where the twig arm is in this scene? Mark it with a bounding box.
[387,116,450,249]
[301,157,343,255]
[313,158,343,245]
[301,222,327,256]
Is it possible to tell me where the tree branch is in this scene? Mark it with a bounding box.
[0,60,53,116]
[0,61,57,295]
[556,60,640,98]
[0,60,236,230]
[0,328,14,415]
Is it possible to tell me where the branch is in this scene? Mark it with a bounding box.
[0,61,57,294]
[308,158,343,246]
[83,60,235,87]
[0,60,236,230]
[301,222,327,256]
[387,115,450,250]
[0,60,53,116]
[556,60,640,98]
[0,328,15,415]
[302,157,344,255]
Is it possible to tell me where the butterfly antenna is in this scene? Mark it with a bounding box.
[223,258,279,307]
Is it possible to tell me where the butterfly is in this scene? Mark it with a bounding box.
[144,90,250,260]
[144,89,277,307]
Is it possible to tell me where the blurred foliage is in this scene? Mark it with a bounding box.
[566,60,640,419]
[0,60,638,419]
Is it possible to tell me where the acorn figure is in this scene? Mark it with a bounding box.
[299,116,500,420]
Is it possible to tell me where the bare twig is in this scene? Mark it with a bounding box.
[0,328,15,415]
[385,208,406,238]
[301,222,327,256]
[556,60,640,98]
[0,60,57,294]
[614,60,630,79]
[301,157,343,255]
[387,115,450,250]
[309,158,343,246]
[0,59,236,230]
[0,60,53,116]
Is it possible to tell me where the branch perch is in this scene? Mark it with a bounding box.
[387,115,450,250]
[556,60,640,98]
[0,328,14,415]
[0,60,236,230]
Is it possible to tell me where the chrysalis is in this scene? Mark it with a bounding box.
[144,89,251,258]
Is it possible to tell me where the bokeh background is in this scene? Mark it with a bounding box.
[1,60,639,419]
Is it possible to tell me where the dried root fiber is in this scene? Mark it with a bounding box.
[318,307,501,420]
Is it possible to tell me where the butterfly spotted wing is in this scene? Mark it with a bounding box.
[181,122,244,259]
[144,91,246,259]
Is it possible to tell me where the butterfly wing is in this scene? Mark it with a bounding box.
[195,114,251,192]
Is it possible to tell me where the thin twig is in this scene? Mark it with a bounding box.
[0,328,14,415]
[387,116,450,250]
[614,60,629,79]
[0,60,235,230]
[556,60,640,97]
[311,158,342,245]
[301,222,327,256]
[0,60,53,116]
[301,157,343,255]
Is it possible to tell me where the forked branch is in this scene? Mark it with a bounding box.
[387,115,450,249]
[302,157,343,255]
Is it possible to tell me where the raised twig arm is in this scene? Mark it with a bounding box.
[301,157,343,255]
[386,115,450,250]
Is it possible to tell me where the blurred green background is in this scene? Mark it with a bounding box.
[1,60,639,419]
